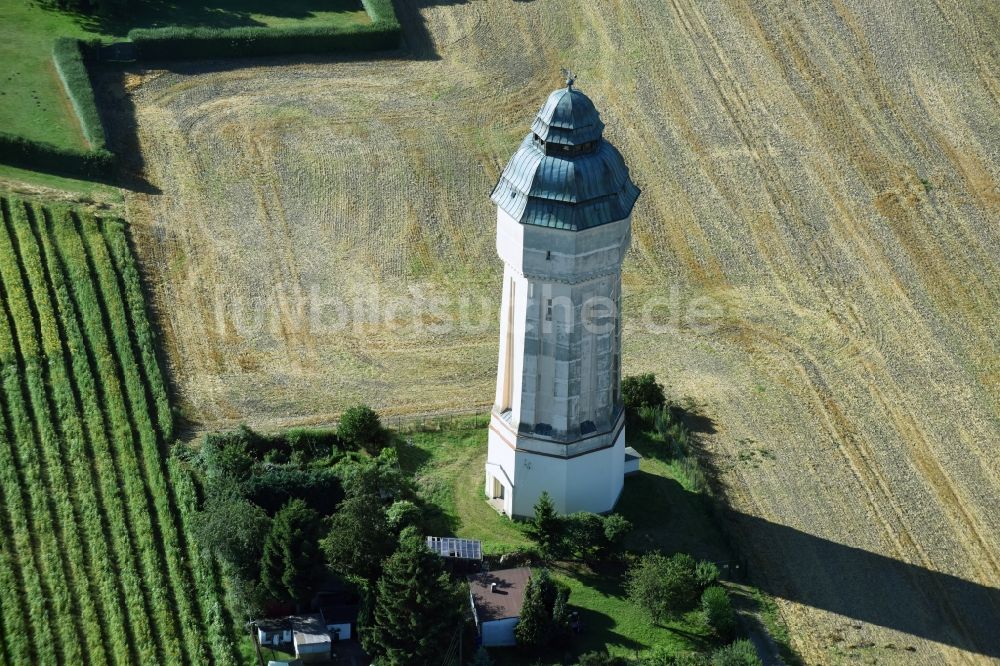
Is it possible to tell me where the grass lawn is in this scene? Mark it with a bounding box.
[398,420,734,662]
[0,0,369,149]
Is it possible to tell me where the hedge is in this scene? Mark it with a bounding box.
[52,38,107,151]
[0,133,114,179]
[128,9,401,60]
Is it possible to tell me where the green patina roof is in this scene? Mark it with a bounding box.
[491,85,640,231]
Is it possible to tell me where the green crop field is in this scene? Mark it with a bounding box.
[0,0,369,151]
[0,194,237,666]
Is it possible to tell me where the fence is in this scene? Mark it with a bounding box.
[386,407,492,434]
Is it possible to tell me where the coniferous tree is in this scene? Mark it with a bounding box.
[470,646,494,666]
[528,491,563,558]
[259,499,323,603]
[514,575,550,649]
[551,587,572,646]
[369,527,461,664]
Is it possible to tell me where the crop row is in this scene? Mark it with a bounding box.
[0,196,237,664]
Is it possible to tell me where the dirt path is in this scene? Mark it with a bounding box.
[104,0,999,663]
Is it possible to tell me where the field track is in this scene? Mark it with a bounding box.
[0,196,237,666]
[108,0,999,663]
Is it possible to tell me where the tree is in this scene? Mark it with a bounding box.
[337,405,386,453]
[470,646,494,666]
[627,552,700,624]
[527,491,563,558]
[322,490,395,584]
[259,499,324,603]
[369,528,461,664]
[194,478,271,580]
[701,586,737,641]
[710,639,762,666]
[622,373,666,412]
[514,575,550,649]
[551,587,572,646]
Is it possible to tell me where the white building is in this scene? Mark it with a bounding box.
[485,78,640,518]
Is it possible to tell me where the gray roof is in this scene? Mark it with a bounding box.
[492,85,640,231]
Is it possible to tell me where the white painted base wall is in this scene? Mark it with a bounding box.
[486,421,625,518]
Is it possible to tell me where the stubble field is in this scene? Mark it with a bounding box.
[106,0,999,663]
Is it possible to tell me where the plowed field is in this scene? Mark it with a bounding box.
[108,0,999,663]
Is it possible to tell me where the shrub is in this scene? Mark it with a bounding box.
[603,513,633,548]
[696,560,721,588]
[52,38,107,150]
[128,20,400,60]
[627,552,700,623]
[622,373,666,413]
[337,404,386,452]
[385,499,421,530]
[711,639,762,666]
[578,651,629,666]
[0,133,114,178]
[642,647,710,665]
[701,586,737,641]
[245,466,344,516]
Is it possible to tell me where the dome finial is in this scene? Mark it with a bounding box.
[561,67,575,90]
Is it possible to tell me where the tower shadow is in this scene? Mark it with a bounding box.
[719,507,1000,659]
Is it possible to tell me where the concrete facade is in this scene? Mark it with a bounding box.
[485,83,638,518]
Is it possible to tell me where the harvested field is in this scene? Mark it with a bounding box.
[109,0,998,663]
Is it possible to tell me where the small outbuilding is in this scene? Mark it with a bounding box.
[624,446,642,475]
[255,615,331,663]
[468,567,531,647]
[257,617,293,647]
[291,615,330,663]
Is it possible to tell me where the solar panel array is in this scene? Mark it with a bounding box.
[426,536,483,560]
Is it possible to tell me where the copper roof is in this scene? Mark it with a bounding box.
[468,567,531,622]
[491,85,640,231]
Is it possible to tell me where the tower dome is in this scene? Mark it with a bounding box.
[491,83,640,231]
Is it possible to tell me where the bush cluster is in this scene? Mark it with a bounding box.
[527,491,633,563]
